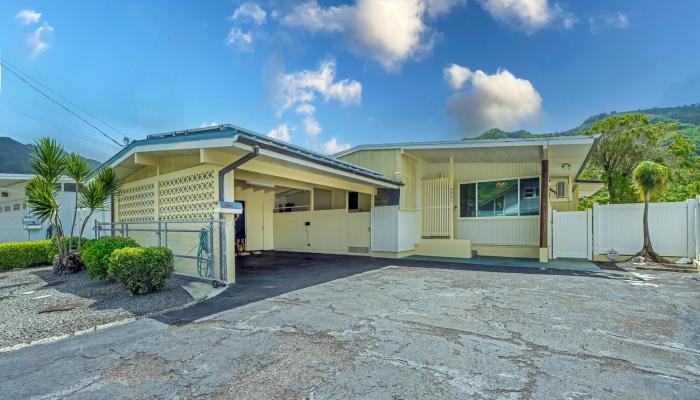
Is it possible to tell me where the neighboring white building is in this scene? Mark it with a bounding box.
[0,173,110,243]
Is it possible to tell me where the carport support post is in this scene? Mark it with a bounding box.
[539,158,549,263]
[222,170,237,284]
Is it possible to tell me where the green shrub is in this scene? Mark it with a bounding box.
[82,236,140,279]
[0,240,56,271]
[55,237,94,254]
[108,246,174,294]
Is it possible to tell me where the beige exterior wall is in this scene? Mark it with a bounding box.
[400,155,417,210]
[339,149,401,180]
[340,150,546,258]
[338,149,417,210]
[273,209,370,254]
[234,185,274,251]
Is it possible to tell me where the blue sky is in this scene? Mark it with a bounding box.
[1,0,698,161]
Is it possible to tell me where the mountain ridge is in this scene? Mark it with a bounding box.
[0,137,102,174]
[469,104,700,153]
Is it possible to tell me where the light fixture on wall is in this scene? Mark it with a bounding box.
[561,162,571,171]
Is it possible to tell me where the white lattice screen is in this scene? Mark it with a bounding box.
[159,168,216,221]
[117,182,156,222]
[116,165,217,222]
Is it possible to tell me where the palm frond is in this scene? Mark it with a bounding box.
[80,180,107,211]
[66,152,92,186]
[632,161,669,200]
[30,138,67,186]
[25,177,60,223]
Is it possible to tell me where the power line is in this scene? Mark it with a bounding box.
[0,60,124,147]
[0,99,120,150]
[0,59,128,140]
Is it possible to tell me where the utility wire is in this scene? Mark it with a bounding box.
[0,59,128,140]
[0,99,119,149]
[0,60,124,147]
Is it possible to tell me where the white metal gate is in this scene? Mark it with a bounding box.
[552,210,591,259]
[421,177,452,237]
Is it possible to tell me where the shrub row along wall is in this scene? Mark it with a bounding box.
[112,164,223,280]
[0,240,56,271]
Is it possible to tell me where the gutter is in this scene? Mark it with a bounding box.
[218,145,260,202]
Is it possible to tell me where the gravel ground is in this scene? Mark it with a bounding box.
[1,263,698,399]
[0,266,195,350]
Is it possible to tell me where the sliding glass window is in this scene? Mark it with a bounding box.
[459,177,540,218]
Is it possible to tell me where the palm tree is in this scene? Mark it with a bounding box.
[632,161,670,263]
[25,138,67,260]
[65,153,91,250]
[77,166,121,242]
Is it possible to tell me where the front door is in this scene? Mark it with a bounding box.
[234,201,246,253]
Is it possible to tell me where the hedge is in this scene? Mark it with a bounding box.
[0,240,57,271]
[109,246,174,294]
[82,236,140,280]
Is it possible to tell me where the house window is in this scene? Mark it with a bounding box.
[459,183,476,217]
[375,188,400,207]
[348,191,371,212]
[459,177,540,218]
[519,178,540,216]
[63,183,77,192]
[13,203,21,211]
[274,188,310,212]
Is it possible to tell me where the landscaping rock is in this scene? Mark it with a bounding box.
[52,251,85,275]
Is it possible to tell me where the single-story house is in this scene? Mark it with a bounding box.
[0,173,109,243]
[101,124,601,284]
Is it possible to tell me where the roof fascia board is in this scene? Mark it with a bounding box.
[106,137,235,168]
[336,136,597,157]
[231,141,401,189]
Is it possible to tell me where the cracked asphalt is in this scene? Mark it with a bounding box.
[0,263,698,399]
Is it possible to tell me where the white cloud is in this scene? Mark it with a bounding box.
[443,63,472,90]
[302,116,322,135]
[272,59,362,115]
[589,12,630,32]
[231,3,267,25]
[295,103,316,115]
[425,0,467,18]
[15,9,41,25]
[445,65,542,136]
[479,0,574,33]
[282,0,464,71]
[556,4,577,29]
[267,124,291,142]
[200,122,220,128]
[27,23,54,56]
[323,137,351,154]
[225,28,254,51]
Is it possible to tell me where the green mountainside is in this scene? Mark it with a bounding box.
[469,104,700,153]
[0,137,101,174]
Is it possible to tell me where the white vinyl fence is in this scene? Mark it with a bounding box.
[371,206,420,252]
[552,198,699,259]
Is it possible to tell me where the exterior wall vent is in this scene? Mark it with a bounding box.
[555,181,567,198]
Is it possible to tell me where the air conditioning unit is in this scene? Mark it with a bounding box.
[555,181,567,198]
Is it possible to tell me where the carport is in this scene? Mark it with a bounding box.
[101,124,402,284]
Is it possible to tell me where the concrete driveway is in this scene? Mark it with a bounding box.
[0,258,698,399]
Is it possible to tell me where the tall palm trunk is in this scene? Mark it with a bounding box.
[637,190,668,263]
[78,210,95,246]
[642,194,651,249]
[69,192,78,251]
